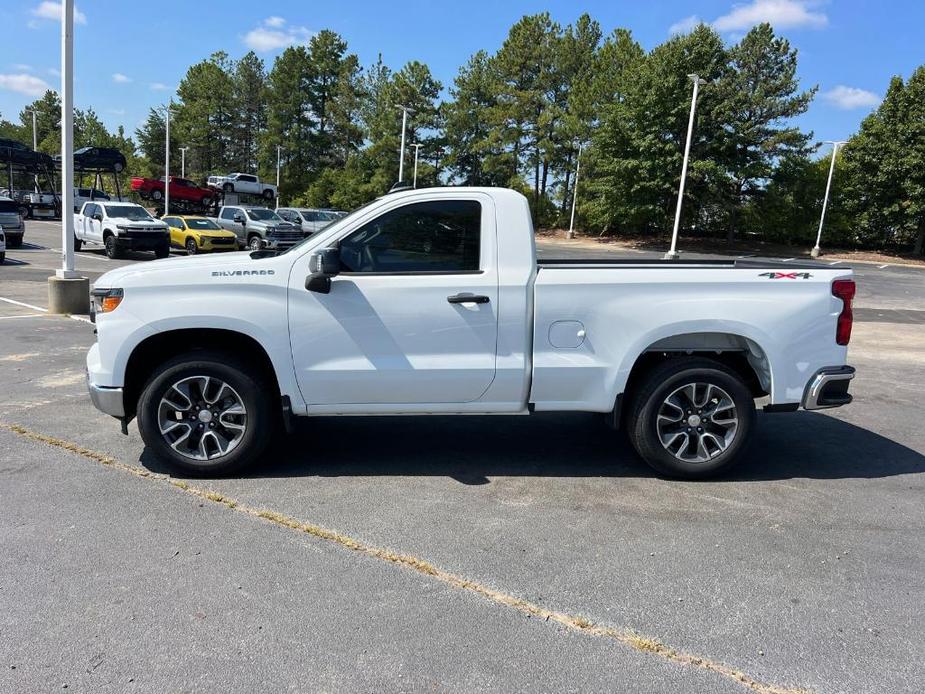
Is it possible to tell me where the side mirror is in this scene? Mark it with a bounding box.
[233,214,244,223]
[93,213,103,222]
[305,247,340,294]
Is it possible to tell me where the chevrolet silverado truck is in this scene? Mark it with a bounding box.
[86,187,856,478]
[213,205,302,251]
[206,173,276,200]
[131,176,213,206]
[74,201,170,259]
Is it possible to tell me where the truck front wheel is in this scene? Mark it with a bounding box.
[137,352,274,476]
[73,235,82,252]
[626,357,755,479]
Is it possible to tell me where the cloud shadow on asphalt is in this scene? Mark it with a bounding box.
[139,410,925,484]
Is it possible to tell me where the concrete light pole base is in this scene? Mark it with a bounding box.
[663,250,680,260]
[810,246,822,259]
[48,275,90,314]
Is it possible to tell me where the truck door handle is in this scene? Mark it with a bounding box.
[447,293,490,304]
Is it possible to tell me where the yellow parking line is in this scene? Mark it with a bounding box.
[0,421,809,694]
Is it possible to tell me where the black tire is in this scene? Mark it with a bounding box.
[73,235,82,252]
[7,234,22,248]
[223,183,234,193]
[136,351,275,476]
[247,234,263,251]
[151,189,163,201]
[626,357,756,479]
[185,237,198,255]
[0,252,5,263]
[263,189,275,200]
[104,234,121,259]
[154,243,170,259]
[201,196,211,206]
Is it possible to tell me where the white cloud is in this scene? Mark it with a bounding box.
[0,73,52,97]
[713,0,827,32]
[149,82,168,91]
[31,1,87,25]
[243,17,312,52]
[822,85,881,110]
[669,15,701,35]
[112,72,131,83]
[109,108,126,116]
[12,63,34,71]
[48,67,60,77]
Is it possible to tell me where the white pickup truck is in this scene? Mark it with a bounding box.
[86,187,856,478]
[206,173,277,200]
[74,201,170,259]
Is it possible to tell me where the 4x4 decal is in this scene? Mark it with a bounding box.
[759,271,813,280]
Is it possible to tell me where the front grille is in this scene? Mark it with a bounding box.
[210,237,236,245]
[122,229,167,238]
[268,229,303,245]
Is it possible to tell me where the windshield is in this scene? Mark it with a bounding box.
[105,205,153,221]
[278,201,374,255]
[246,208,281,222]
[0,200,18,213]
[186,218,221,230]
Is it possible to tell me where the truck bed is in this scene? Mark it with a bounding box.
[537,257,833,270]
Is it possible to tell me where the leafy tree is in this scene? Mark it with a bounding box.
[841,68,925,254]
[583,24,728,234]
[711,23,815,242]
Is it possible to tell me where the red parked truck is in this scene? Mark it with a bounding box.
[130,176,213,206]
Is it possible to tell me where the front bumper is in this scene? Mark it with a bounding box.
[200,237,238,251]
[115,233,169,251]
[803,366,855,410]
[87,375,125,417]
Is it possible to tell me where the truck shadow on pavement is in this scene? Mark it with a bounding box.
[193,410,925,484]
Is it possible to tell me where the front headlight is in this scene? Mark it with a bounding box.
[92,287,124,314]
[116,224,128,232]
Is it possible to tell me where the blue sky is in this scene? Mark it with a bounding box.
[1,0,921,148]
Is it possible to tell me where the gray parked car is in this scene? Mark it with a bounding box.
[276,207,345,236]
[213,205,302,251]
[0,197,25,248]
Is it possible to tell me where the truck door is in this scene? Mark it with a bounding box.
[288,196,499,406]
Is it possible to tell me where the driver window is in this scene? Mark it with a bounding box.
[339,200,481,273]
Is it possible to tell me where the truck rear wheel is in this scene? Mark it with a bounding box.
[137,352,274,476]
[73,235,82,252]
[626,357,755,479]
[151,189,163,201]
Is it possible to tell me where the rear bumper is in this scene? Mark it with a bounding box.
[802,366,855,410]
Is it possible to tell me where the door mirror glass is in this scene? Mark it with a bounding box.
[93,213,103,221]
[233,213,244,223]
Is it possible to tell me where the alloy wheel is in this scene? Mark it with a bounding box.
[656,382,739,463]
[157,375,247,461]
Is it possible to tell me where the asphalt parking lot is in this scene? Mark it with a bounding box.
[1,219,924,693]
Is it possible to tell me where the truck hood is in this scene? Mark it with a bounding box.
[92,251,278,289]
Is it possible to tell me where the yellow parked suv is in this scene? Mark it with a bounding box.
[162,215,239,254]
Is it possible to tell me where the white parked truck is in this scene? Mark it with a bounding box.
[86,187,856,478]
[206,173,277,200]
[74,201,170,259]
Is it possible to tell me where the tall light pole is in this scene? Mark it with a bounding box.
[395,104,412,183]
[163,102,173,215]
[665,74,708,260]
[179,146,188,178]
[275,144,283,209]
[567,142,583,239]
[410,143,422,188]
[48,0,88,315]
[25,108,39,191]
[811,140,847,259]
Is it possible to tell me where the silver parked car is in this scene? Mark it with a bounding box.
[0,197,24,248]
[276,207,345,236]
[213,205,302,251]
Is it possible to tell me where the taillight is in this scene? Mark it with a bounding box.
[832,279,855,346]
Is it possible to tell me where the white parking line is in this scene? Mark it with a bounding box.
[0,313,46,320]
[0,296,92,324]
[782,258,795,262]
[878,264,890,269]
[829,260,843,265]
